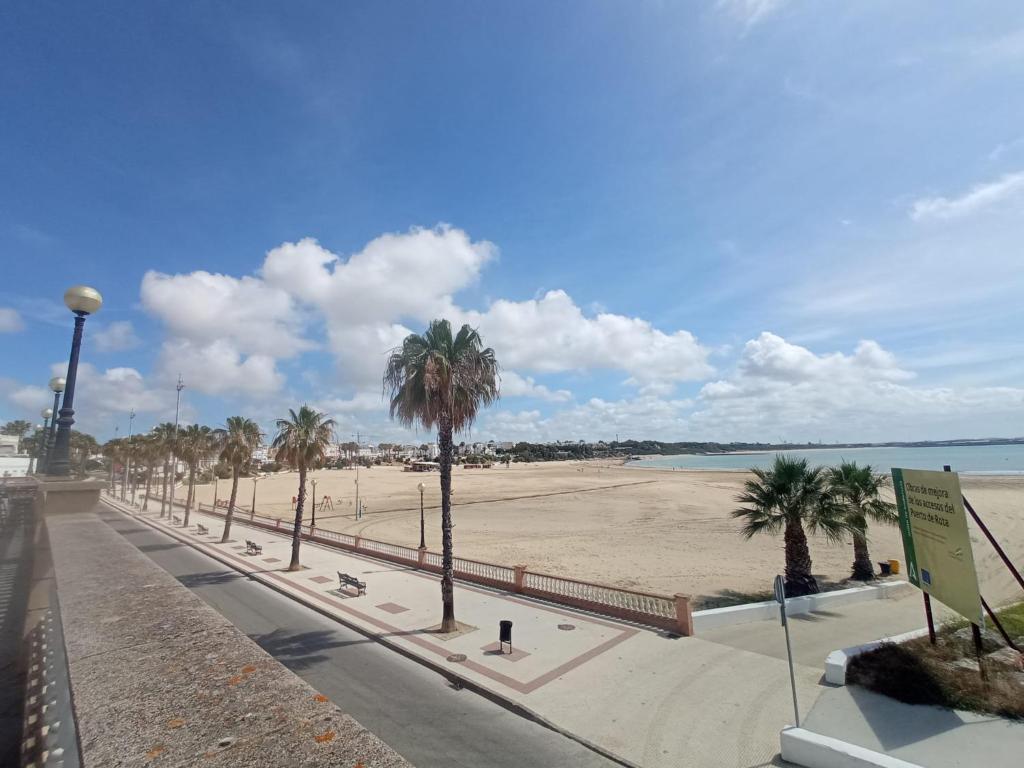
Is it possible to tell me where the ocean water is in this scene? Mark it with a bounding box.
[630,444,1024,474]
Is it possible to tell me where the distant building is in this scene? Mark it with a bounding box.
[0,435,19,455]
[252,445,270,462]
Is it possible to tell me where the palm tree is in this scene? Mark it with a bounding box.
[732,455,852,596]
[384,320,499,632]
[215,416,262,543]
[179,424,215,528]
[101,437,124,493]
[271,406,335,571]
[827,462,898,581]
[140,435,161,512]
[150,422,177,518]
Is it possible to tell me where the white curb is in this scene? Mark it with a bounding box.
[692,581,911,632]
[781,726,923,768]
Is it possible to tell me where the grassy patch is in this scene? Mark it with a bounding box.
[847,602,1024,720]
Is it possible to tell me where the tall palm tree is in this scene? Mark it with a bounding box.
[827,462,898,581]
[150,422,177,518]
[140,435,161,512]
[732,455,852,596]
[384,320,499,632]
[179,424,215,528]
[215,416,262,543]
[101,437,123,493]
[271,406,335,571]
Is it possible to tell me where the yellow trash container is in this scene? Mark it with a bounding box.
[888,559,900,575]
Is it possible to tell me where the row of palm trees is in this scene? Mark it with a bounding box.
[733,455,898,596]
[101,320,498,634]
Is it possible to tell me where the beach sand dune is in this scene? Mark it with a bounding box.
[189,462,1024,608]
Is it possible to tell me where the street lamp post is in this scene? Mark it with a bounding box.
[310,478,318,526]
[49,286,102,477]
[169,375,184,512]
[124,409,135,501]
[109,424,119,492]
[417,481,426,549]
[41,377,65,474]
[251,476,260,520]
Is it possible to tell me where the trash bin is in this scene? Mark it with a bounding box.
[888,559,900,575]
[499,620,513,654]
[878,561,892,576]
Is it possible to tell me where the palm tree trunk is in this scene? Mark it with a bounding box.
[143,467,153,511]
[184,464,196,527]
[222,466,239,543]
[438,414,456,633]
[784,520,819,596]
[289,464,306,571]
[120,456,128,500]
[851,531,875,581]
[160,455,170,517]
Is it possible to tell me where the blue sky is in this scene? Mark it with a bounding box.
[2,1,1024,444]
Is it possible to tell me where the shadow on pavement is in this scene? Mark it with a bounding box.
[177,570,248,588]
[250,627,372,670]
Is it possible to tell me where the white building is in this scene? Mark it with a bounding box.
[0,435,20,455]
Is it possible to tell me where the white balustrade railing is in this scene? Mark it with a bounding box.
[359,538,420,563]
[452,557,515,585]
[523,572,675,620]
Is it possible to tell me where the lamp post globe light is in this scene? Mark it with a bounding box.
[417,481,426,549]
[49,286,102,476]
[41,377,66,474]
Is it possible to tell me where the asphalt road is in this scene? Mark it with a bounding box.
[99,508,617,768]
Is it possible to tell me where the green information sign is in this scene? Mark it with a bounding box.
[892,468,982,624]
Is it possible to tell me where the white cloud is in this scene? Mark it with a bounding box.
[8,383,49,412]
[461,290,713,390]
[910,171,1024,221]
[157,339,284,397]
[691,334,1024,441]
[318,391,386,413]
[142,227,710,401]
[499,371,572,403]
[93,320,141,353]
[141,268,312,358]
[2,363,175,436]
[479,395,694,443]
[717,0,788,27]
[0,307,24,333]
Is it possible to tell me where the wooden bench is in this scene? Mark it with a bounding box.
[245,540,263,556]
[172,515,181,525]
[196,523,209,535]
[338,571,367,596]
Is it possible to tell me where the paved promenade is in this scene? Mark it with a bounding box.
[105,495,932,768]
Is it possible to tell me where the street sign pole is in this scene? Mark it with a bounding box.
[774,575,800,727]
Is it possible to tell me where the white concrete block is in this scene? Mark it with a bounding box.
[780,726,923,768]
[823,628,929,686]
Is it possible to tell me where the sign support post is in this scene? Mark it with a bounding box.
[922,592,937,645]
[774,575,799,727]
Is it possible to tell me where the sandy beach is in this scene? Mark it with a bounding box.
[187,461,1023,608]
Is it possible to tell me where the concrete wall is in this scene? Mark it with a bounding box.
[45,508,412,767]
